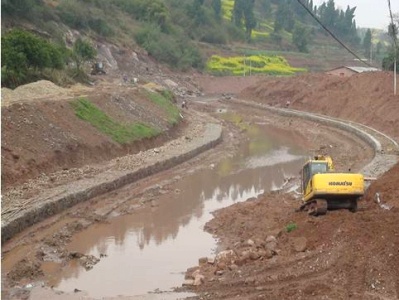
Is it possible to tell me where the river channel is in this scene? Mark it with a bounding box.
[10,124,308,300]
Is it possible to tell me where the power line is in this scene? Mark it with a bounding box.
[295,0,374,68]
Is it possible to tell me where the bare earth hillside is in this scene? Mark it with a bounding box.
[239,72,399,140]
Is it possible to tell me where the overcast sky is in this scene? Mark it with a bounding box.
[315,0,399,29]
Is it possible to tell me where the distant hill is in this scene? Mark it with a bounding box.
[1,0,391,88]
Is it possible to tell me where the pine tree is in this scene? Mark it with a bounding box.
[243,0,256,41]
[211,0,222,19]
[363,29,372,58]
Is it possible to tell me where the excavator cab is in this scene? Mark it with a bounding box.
[301,160,328,196]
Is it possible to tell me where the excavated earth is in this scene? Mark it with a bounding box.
[1,71,399,300]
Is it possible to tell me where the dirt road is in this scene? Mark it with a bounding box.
[2,72,399,300]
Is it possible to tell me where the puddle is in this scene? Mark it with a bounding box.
[34,125,306,299]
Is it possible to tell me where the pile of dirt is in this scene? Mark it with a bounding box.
[239,72,399,140]
[186,181,399,299]
[1,80,73,105]
[364,161,399,209]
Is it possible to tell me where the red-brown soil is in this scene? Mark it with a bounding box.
[1,83,181,188]
[182,72,399,300]
[1,71,399,300]
[239,72,399,140]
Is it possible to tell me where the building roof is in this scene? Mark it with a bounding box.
[345,66,380,73]
[327,66,380,73]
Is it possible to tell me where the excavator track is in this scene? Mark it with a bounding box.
[306,199,328,216]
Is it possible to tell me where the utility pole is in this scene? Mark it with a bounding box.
[394,35,397,96]
[243,55,246,77]
[387,0,397,95]
[369,43,373,64]
[394,55,397,95]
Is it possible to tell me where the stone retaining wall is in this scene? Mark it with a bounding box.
[230,99,398,178]
[4,100,398,243]
[1,124,223,243]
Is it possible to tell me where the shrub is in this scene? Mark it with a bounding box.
[113,0,170,32]
[135,24,204,70]
[1,29,67,88]
[72,38,96,71]
[285,222,297,233]
[200,27,228,44]
[57,1,89,30]
[1,0,52,21]
[88,18,114,36]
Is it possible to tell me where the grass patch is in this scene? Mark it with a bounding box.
[146,90,180,125]
[285,222,298,233]
[71,98,159,144]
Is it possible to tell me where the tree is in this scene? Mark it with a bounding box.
[232,0,244,27]
[323,0,337,28]
[72,38,96,71]
[292,24,311,52]
[274,3,285,32]
[232,0,256,41]
[274,1,294,33]
[1,29,66,87]
[211,0,222,19]
[191,0,207,25]
[2,0,42,17]
[316,0,359,44]
[376,41,382,55]
[242,0,256,41]
[383,20,398,72]
[259,0,271,17]
[363,29,372,58]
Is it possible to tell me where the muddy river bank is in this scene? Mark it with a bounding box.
[2,99,380,300]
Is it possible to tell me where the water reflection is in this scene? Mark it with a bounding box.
[47,125,306,298]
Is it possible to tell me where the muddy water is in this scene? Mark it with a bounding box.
[46,125,306,299]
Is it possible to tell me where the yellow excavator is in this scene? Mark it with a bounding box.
[298,155,364,216]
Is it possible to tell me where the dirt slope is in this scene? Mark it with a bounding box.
[182,72,399,300]
[240,72,399,140]
[187,182,399,300]
[1,81,181,189]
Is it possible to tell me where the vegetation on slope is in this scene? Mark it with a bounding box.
[71,98,160,144]
[146,90,181,125]
[1,29,96,88]
[1,0,397,88]
[206,54,306,76]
